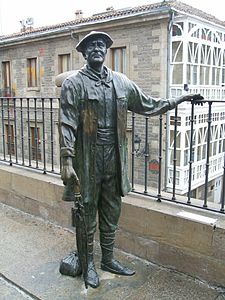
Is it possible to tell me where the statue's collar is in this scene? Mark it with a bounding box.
[80,64,113,85]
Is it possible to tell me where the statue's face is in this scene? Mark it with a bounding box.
[84,38,107,66]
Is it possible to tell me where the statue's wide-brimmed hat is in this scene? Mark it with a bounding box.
[76,31,113,53]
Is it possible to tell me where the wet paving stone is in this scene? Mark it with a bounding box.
[0,203,223,300]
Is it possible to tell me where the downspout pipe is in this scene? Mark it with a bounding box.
[164,9,174,191]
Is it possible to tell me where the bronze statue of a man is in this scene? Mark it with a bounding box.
[59,31,202,288]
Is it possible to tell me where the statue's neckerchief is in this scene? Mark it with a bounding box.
[80,65,112,88]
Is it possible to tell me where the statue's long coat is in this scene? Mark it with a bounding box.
[59,66,175,202]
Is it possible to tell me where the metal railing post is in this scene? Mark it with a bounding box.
[13,98,18,163]
[42,98,47,174]
[204,102,212,208]
[131,112,135,191]
[157,114,163,202]
[187,101,195,204]
[50,98,54,172]
[34,97,39,168]
[7,98,12,165]
[27,98,31,166]
[220,153,225,212]
[144,116,149,194]
[20,98,25,165]
[172,106,178,201]
[1,98,6,160]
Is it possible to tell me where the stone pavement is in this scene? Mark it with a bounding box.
[1,202,225,300]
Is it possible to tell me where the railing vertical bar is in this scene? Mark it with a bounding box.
[131,112,135,191]
[1,98,6,160]
[13,98,18,163]
[42,98,47,174]
[144,116,149,194]
[220,152,225,213]
[204,102,212,208]
[27,98,31,166]
[7,98,12,165]
[187,101,195,204]
[20,98,25,165]
[157,114,163,202]
[50,98,54,172]
[172,106,178,201]
[34,98,38,168]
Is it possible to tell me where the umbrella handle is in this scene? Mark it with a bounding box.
[74,173,81,193]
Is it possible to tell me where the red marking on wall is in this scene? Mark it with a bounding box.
[39,48,45,56]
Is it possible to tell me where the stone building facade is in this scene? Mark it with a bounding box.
[0,2,172,189]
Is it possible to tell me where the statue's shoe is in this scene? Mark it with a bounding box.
[101,259,135,276]
[86,261,100,288]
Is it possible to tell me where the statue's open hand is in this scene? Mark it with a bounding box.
[186,94,205,105]
[191,94,204,100]
[175,93,204,106]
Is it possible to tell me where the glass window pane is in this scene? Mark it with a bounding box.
[111,47,126,74]
[2,61,11,88]
[172,41,183,62]
[172,23,183,36]
[58,54,70,73]
[27,58,37,87]
[172,64,183,84]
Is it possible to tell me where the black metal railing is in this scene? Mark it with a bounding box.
[131,99,225,214]
[0,97,60,174]
[0,97,224,213]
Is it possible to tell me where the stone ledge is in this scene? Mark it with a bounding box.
[117,193,225,287]
[0,163,225,287]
